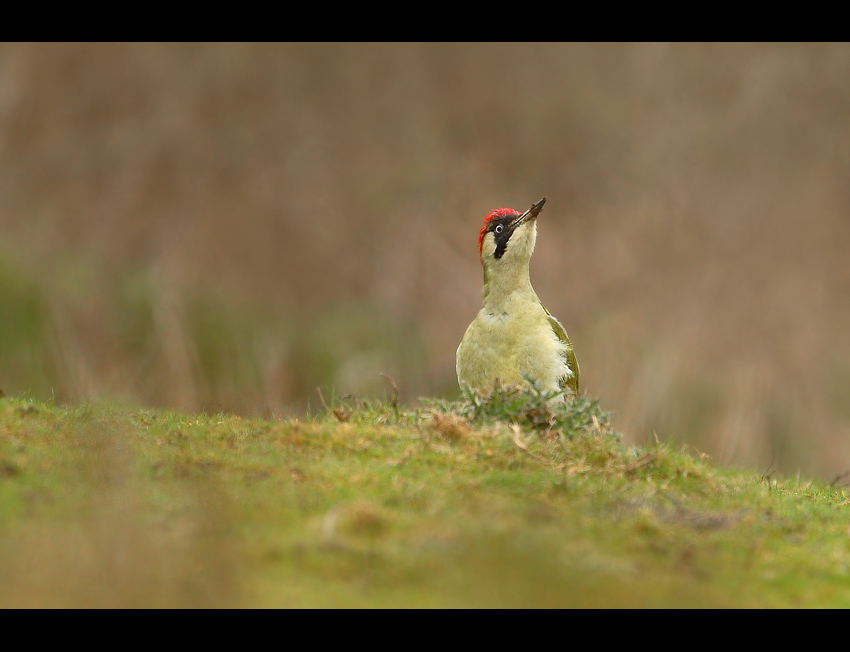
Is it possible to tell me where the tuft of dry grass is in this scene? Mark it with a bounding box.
[425,412,472,442]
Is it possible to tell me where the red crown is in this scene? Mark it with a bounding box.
[478,208,520,259]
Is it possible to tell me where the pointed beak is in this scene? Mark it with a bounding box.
[510,197,546,229]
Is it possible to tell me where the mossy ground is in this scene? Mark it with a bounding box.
[2,385,850,608]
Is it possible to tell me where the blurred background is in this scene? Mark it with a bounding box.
[1,43,849,478]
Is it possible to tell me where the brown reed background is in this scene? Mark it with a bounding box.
[1,43,849,478]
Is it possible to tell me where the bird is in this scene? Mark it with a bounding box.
[456,197,580,397]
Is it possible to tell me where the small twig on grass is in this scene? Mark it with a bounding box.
[591,414,603,437]
[317,387,352,422]
[316,387,330,412]
[760,456,776,484]
[379,373,400,410]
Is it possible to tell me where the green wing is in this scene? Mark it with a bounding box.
[543,307,580,396]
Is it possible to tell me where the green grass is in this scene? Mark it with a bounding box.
[2,384,850,608]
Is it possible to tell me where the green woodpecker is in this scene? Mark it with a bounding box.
[456,197,580,396]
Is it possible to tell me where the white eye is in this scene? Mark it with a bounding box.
[494,225,504,234]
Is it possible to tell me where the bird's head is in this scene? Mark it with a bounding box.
[478,197,546,271]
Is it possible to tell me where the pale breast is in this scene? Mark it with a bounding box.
[456,299,568,393]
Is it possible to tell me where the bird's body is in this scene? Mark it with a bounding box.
[456,198,580,396]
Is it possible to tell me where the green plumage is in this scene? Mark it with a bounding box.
[457,197,580,398]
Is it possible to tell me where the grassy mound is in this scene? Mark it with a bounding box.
[1,386,849,608]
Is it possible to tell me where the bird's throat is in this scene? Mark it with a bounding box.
[482,259,534,312]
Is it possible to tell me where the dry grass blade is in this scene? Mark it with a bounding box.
[379,373,400,409]
[511,424,529,451]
